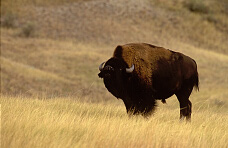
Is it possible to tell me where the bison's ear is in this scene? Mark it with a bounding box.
[98,72,104,78]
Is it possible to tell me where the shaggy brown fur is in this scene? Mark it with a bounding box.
[98,43,199,120]
[113,43,173,86]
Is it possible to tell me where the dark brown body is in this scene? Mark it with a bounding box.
[98,43,199,120]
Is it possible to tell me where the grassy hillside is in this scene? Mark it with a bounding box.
[1,0,228,53]
[1,28,228,104]
[2,96,228,148]
[1,29,114,102]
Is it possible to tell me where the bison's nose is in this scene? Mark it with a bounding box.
[98,72,104,78]
[104,73,111,78]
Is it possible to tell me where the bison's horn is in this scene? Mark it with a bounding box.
[99,62,105,71]
[126,64,134,73]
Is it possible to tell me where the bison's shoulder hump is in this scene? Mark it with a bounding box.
[113,45,124,58]
[113,43,174,64]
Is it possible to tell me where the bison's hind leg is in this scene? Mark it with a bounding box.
[175,85,193,121]
[179,101,192,121]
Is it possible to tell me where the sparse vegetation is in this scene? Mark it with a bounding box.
[19,22,36,37]
[185,0,210,14]
[1,13,17,28]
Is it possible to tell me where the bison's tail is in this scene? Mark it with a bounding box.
[193,71,199,91]
[192,60,199,91]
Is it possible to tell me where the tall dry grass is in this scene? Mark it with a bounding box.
[1,96,227,148]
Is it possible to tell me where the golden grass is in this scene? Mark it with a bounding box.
[1,57,71,83]
[1,96,227,148]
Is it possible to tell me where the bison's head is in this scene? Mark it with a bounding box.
[98,57,134,98]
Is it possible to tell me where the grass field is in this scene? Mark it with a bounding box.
[1,0,228,147]
[1,96,227,148]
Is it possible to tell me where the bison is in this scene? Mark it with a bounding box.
[98,43,199,121]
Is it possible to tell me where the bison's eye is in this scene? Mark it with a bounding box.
[104,65,114,71]
[101,65,115,78]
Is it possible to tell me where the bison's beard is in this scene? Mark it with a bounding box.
[104,78,125,99]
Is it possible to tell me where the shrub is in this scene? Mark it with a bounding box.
[1,13,16,28]
[185,0,210,14]
[206,15,218,24]
[20,22,36,37]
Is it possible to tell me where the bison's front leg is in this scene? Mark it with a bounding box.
[122,99,135,115]
[123,100,147,117]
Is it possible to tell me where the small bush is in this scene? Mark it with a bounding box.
[1,13,16,28]
[185,0,210,14]
[20,22,36,37]
[206,15,218,24]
